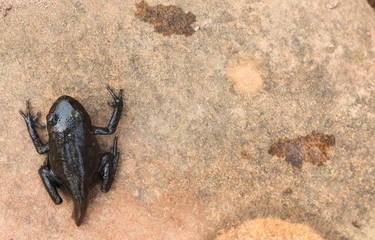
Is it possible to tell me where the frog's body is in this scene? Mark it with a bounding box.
[20,86,123,226]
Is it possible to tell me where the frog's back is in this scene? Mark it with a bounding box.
[48,128,101,195]
[46,96,101,225]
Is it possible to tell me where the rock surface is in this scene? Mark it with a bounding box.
[216,218,324,240]
[0,0,374,239]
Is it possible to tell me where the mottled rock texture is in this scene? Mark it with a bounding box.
[0,0,374,239]
[216,218,324,240]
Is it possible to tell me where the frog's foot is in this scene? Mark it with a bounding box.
[92,86,123,135]
[39,164,62,204]
[19,99,46,129]
[99,137,120,192]
[19,99,49,154]
[106,85,123,108]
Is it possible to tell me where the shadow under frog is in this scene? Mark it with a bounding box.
[19,86,123,226]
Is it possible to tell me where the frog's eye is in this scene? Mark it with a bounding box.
[72,109,83,121]
[47,113,58,126]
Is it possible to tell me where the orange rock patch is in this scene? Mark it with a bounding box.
[227,61,263,95]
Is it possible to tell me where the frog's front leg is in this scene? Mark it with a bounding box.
[19,99,49,154]
[98,137,120,192]
[39,161,63,204]
[92,86,123,135]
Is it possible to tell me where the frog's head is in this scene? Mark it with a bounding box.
[47,96,92,132]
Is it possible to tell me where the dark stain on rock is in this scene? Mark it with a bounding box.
[268,131,335,168]
[368,0,375,9]
[135,1,196,36]
[351,221,361,229]
[2,4,12,17]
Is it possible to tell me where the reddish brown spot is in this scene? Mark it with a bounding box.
[135,1,196,36]
[240,150,250,160]
[283,188,293,195]
[268,131,335,168]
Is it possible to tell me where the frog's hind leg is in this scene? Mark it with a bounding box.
[98,137,119,193]
[39,161,63,205]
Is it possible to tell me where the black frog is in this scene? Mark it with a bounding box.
[19,86,123,226]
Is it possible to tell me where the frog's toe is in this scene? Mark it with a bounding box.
[19,99,30,119]
[106,85,123,105]
[19,109,27,119]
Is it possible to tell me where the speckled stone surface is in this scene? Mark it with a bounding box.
[0,0,374,239]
